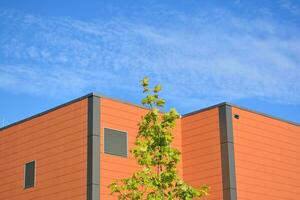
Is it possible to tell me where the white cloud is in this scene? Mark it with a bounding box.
[0,9,299,111]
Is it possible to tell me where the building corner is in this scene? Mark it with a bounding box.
[87,95,101,200]
[218,104,237,200]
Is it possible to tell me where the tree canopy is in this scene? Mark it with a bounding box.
[109,77,209,200]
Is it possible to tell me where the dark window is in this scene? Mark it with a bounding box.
[24,161,35,189]
[234,114,240,119]
[104,128,127,157]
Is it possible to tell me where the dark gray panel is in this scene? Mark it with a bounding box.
[24,161,35,189]
[104,128,128,157]
[219,105,237,200]
[219,105,234,144]
[223,188,237,200]
[87,96,100,200]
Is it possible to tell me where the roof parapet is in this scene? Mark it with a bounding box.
[1,94,299,131]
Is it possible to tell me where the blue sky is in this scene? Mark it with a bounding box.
[0,0,300,126]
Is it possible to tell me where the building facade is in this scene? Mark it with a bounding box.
[0,93,299,200]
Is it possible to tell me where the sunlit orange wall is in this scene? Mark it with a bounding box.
[99,97,182,199]
[0,99,88,200]
[181,108,223,200]
[2,95,299,200]
[232,107,300,200]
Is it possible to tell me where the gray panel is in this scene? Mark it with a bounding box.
[223,188,237,200]
[219,105,234,144]
[219,105,237,200]
[24,161,35,189]
[87,96,100,200]
[104,128,128,157]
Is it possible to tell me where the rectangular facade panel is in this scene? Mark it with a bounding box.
[232,107,300,200]
[0,99,88,200]
[181,107,224,200]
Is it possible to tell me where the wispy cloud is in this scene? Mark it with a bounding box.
[279,0,300,16]
[0,8,299,111]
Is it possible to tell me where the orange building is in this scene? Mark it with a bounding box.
[0,93,299,200]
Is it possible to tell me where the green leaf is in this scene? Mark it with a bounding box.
[141,77,149,87]
[153,84,162,93]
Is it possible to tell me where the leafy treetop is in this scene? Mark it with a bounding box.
[109,77,209,200]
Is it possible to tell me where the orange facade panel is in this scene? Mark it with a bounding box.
[0,99,88,200]
[232,107,300,200]
[182,108,224,200]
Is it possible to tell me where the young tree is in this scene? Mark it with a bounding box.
[109,77,209,200]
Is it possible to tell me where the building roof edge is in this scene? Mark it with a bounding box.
[0,92,148,131]
[0,93,93,131]
[1,95,299,131]
[182,102,299,127]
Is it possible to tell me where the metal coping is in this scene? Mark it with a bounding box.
[0,94,299,131]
